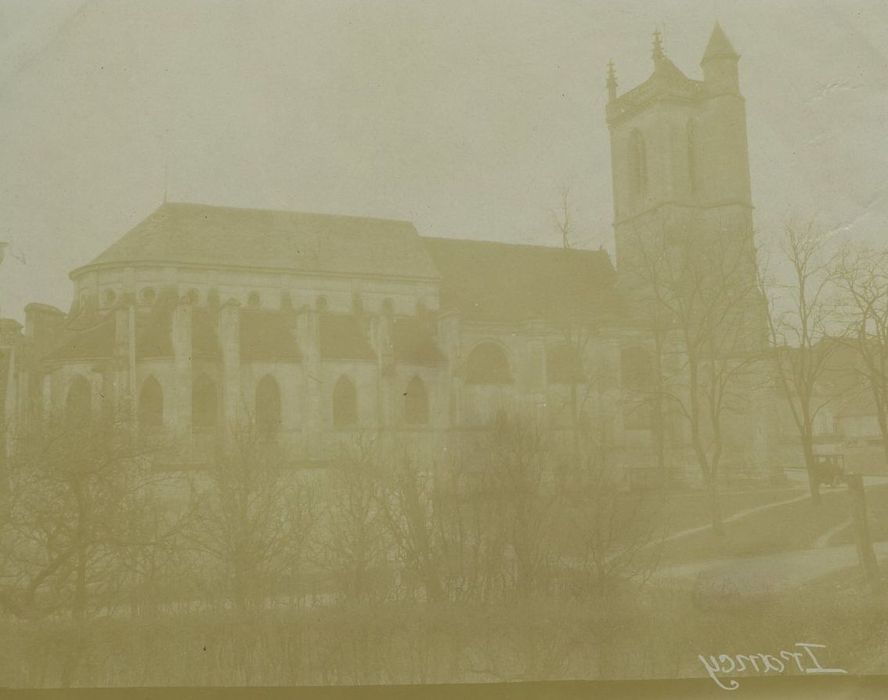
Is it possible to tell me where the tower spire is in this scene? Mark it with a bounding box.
[606,59,618,101]
[652,28,665,63]
[702,21,739,63]
[701,22,740,93]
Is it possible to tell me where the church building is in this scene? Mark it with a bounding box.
[0,25,774,482]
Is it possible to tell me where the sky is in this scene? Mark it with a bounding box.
[1,0,887,320]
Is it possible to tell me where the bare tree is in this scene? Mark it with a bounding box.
[184,420,315,612]
[481,414,555,598]
[625,218,764,534]
[832,244,888,461]
[0,411,180,686]
[377,456,445,603]
[558,450,664,596]
[316,436,390,603]
[827,243,888,592]
[758,220,839,504]
[548,189,621,462]
[550,186,574,251]
[551,191,672,482]
[0,413,173,622]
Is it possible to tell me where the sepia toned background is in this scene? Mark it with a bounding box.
[1,0,887,319]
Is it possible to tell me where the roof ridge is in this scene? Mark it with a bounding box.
[423,236,608,255]
[158,200,415,226]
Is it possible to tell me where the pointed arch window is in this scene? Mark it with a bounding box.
[256,375,282,433]
[465,343,512,385]
[138,376,164,427]
[332,375,358,428]
[687,119,698,194]
[192,374,219,428]
[628,129,647,199]
[404,376,429,425]
[65,376,92,426]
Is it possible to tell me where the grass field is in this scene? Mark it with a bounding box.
[659,484,888,565]
[655,485,806,535]
[828,482,888,546]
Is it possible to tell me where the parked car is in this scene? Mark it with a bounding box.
[812,454,844,487]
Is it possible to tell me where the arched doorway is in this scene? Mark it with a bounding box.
[404,376,429,425]
[192,374,219,428]
[256,375,282,433]
[138,376,164,427]
[332,376,358,428]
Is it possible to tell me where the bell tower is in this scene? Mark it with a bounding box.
[605,24,772,482]
[606,23,754,273]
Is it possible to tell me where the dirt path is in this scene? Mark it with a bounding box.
[657,490,813,546]
[654,541,888,593]
[814,518,852,549]
[649,481,888,593]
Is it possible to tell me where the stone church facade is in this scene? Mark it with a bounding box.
[0,25,776,482]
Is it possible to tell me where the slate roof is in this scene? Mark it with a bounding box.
[75,202,439,281]
[320,314,375,361]
[240,309,301,362]
[422,238,618,323]
[43,316,116,362]
[54,203,621,360]
[44,288,220,362]
[71,203,619,325]
[392,317,445,366]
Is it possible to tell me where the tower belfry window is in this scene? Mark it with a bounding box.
[628,130,647,200]
[687,119,698,194]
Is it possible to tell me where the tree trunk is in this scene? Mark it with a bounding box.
[707,474,725,536]
[686,360,723,535]
[422,565,444,604]
[63,548,88,688]
[847,474,882,594]
[653,330,669,486]
[59,633,82,688]
[801,436,823,506]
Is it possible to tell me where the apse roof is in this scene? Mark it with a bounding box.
[75,202,439,281]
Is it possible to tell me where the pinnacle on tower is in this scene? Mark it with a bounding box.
[652,28,665,63]
[702,21,739,63]
[606,60,618,101]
